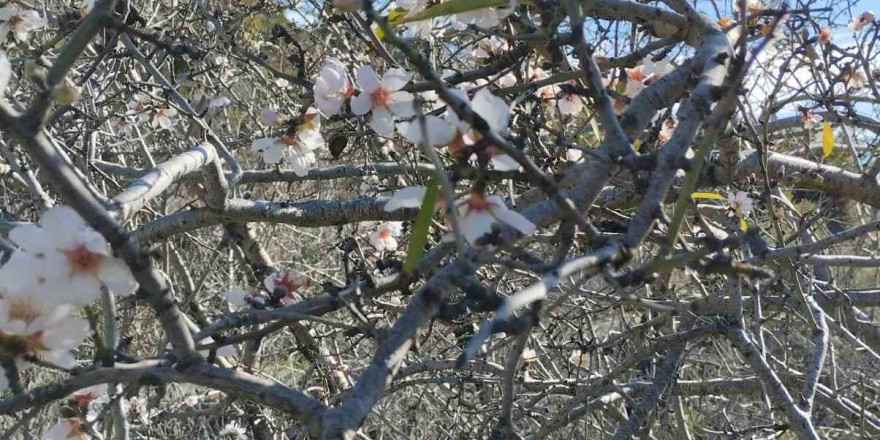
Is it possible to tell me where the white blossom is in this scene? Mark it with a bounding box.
[351,66,415,136]
[457,191,535,245]
[490,153,520,171]
[69,384,108,408]
[128,395,160,424]
[251,137,287,164]
[111,117,135,136]
[471,88,511,135]
[0,8,47,43]
[557,83,583,115]
[251,108,324,176]
[732,0,773,15]
[369,222,403,252]
[843,67,867,89]
[469,36,509,62]
[569,350,587,367]
[0,205,138,303]
[264,269,309,304]
[184,394,201,407]
[848,11,875,32]
[657,117,677,145]
[314,57,353,116]
[566,148,584,162]
[727,190,754,217]
[125,93,177,129]
[528,67,556,102]
[126,94,154,123]
[220,421,248,439]
[359,175,386,196]
[624,57,669,98]
[0,290,90,369]
[150,106,177,129]
[799,108,822,129]
[496,72,517,88]
[471,89,518,171]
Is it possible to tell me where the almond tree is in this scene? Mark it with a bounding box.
[0,0,876,439]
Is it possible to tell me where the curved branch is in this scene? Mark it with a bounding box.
[113,144,218,220]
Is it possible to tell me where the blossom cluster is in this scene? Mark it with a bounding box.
[261,52,663,246]
[0,206,137,386]
[226,268,312,310]
[0,206,139,438]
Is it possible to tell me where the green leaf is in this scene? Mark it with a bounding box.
[692,192,724,200]
[399,0,509,23]
[403,179,438,275]
[822,120,834,159]
[373,23,385,40]
[387,7,410,27]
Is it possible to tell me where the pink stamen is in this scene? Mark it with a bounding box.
[63,245,103,276]
[371,87,390,108]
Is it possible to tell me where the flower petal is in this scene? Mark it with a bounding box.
[356,65,381,93]
[557,96,583,115]
[491,205,536,236]
[400,115,455,146]
[0,252,49,293]
[98,257,138,295]
[318,64,346,92]
[460,211,495,245]
[471,89,509,134]
[9,224,51,253]
[263,273,277,292]
[381,68,412,91]
[490,154,520,171]
[384,236,399,251]
[225,289,248,305]
[351,92,373,116]
[288,149,315,177]
[41,317,90,351]
[41,206,87,248]
[78,229,110,256]
[370,107,395,136]
[316,93,344,116]
[384,186,426,212]
[388,91,416,116]
[260,143,285,164]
